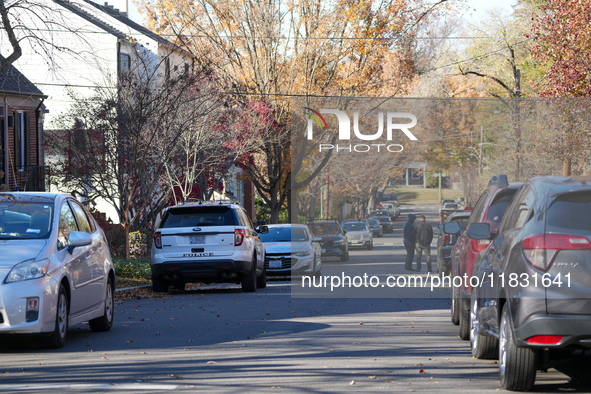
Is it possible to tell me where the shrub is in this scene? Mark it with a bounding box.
[113,257,151,280]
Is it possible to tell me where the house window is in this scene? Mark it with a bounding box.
[14,111,30,170]
[410,168,422,179]
[119,53,131,74]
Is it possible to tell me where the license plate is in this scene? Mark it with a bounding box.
[190,236,205,244]
[269,261,282,268]
[321,249,326,253]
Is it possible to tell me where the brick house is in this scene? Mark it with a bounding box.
[0,59,48,192]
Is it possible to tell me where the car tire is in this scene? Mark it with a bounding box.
[256,263,267,289]
[40,284,68,349]
[459,291,470,340]
[499,303,537,391]
[152,275,169,293]
[340,251,349,262]
[451,286,460,325]
[470,292,498,359]
[242,256,257,292]
[367,241,373,250]
[89,277,114,332]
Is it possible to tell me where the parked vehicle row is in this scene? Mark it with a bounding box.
[442,174,591,391]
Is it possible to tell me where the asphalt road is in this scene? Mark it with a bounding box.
[0,205,589,393]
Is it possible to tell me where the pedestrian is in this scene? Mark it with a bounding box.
[403,213,416,271]
[413,215,433,273]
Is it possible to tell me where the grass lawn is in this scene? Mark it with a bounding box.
[385,187,464,205]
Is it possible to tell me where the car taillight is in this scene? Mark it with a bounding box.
[526,335,563,344]
[522,234,591,270]
[444,234,450,246]
[471,238,490,252]
[235,229,245,246]
[153,231,162,249]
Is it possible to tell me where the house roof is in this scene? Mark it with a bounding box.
[81,0,186,53]
[54,0,128,41]
[0,56,47,98]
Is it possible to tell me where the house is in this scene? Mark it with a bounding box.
[0,58,49,192]
[2,0,256,220]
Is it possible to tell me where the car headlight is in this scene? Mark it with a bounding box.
[295,251,312,257]
[333,240,345,245]
[5,259,50,283]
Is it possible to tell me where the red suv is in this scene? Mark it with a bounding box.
[446,175,522,339]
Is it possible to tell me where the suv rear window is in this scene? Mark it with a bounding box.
[547,191,591,231]
[485,189,518,231]
[160,206,236,228]
[308,222,340,235]
[452,217,469,232]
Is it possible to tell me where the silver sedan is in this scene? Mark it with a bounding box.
[0,193,115,348]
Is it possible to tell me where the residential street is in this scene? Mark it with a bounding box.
[0,206,588,393]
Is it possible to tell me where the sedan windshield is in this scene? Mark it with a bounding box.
[0,202,54,239]
[260,227,309,243]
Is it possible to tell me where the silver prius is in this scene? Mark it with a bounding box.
[0,193,115,348]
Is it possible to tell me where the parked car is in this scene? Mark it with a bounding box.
[341,220,373,250]
[0,193,115,348]
[434,212,471,276]
[308,220,349,262]
[468,176,591,391]
[377,193,398,203]
[151,200,267,293]
[446,174,522,339]
[367,218,383,238]
[260,224,322,276]
[439,202,462,223]
[379,200,401,220]
[441,198,456,206]
[369,210,394,233]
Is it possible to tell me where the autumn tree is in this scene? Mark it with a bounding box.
[48,49,216,259]
[136,0,456,222]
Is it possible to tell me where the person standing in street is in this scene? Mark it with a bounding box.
[413,215,433,272]
[403,213,417,271]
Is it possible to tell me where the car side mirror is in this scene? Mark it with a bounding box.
[257,225,269,234]
[443,222,461,234]
[467,223,491,240]
[67,231,92,253]
[434,228,442,236]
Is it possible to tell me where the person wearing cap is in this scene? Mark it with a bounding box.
[413,215,434,273]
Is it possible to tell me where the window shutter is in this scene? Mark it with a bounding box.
[13,111,20,168]
[24,112,31,166]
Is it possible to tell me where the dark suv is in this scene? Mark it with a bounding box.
[435,211,470,276]
[468,176,591,391]
[307,221,349,262]
[446,175,522,339]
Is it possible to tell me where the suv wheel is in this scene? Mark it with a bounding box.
[256,263,267,289]
[499,303,537,391]
[367,240,373,250]
[152,275,169,293]
[470,292,498,359]
[242,256,257,292]
[458,291,470,340]
[451,287,459,325]
[340,251,349,262]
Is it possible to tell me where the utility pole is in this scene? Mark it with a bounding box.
[438,172,442,203]
[324,172,330,219]
[515,69,521,180]
[479,126,483,175]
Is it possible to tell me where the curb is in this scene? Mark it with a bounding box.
[115,284,152,292]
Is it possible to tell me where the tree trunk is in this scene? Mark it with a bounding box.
[269,185,280,224]
[563,158,572,176]
[124,222,131,261]
[287,186,293,223]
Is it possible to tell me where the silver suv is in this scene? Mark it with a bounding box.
[151,201,267,292]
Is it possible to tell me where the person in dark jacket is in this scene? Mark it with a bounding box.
[403,213,417,271]
[413,215,434,272]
